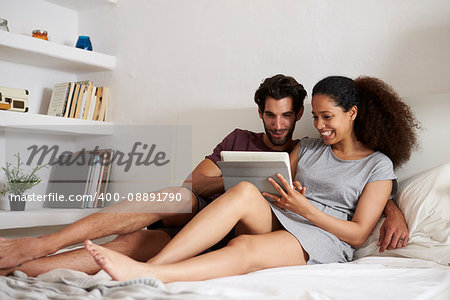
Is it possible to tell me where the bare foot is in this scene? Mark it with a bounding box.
[84,240,157,281]
[0,237,47,269]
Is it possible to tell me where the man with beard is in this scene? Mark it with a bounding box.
[0,74,408,276]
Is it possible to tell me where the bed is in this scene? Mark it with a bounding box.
[1,94,449,299]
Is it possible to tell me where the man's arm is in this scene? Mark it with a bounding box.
[183,158,224,198]
[377,199,409,252]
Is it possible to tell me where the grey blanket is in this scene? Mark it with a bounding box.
[0,269,219,300]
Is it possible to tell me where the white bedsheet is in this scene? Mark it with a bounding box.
[1,256,448,300]
[166,257,450,300]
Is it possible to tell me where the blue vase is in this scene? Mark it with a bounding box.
[76,36,93,51]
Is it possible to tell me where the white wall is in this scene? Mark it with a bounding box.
[81,0,450,125]
[0,0,79,113]
[0,0,78,45]
[2,0,449,124]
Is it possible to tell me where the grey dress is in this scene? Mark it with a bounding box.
[270,138,396,265]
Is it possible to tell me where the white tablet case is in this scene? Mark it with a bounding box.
[217,151,292,196]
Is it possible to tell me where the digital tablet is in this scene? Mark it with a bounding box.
[217,151,292,196]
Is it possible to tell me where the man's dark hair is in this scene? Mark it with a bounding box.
[254,74,307,113]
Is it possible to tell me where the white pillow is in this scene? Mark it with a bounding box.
[354,162,450,265]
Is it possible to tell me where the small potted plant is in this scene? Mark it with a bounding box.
[0,153,46,211]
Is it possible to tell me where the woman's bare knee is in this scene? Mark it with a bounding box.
[227,235,254,250]
[227,232,308,271]
[230,181,260,195]
[225,235,259,270]
[224,181,266,208]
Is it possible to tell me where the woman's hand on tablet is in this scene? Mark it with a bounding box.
[263,173,312,216]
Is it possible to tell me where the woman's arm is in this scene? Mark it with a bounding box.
[265,175,392,248]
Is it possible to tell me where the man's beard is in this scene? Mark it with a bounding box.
[263,123,295,146]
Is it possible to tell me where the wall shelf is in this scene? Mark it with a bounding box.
[0,208,101,229]
[0,31,116,72]
[0,111,113,135]
[44,0,117,12]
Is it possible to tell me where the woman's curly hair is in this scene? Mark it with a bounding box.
[313,76,420,169]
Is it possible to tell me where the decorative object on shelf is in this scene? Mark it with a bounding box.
[0,102,11,110]
[0,86,29,112]
[0,18,9,31]
[32,30,49,41]
[1,153,46,211]
[75,35,93,51]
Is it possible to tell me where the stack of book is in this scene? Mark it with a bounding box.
[47,81,109,122]
[45,149,114,209]
[83,149,114,208]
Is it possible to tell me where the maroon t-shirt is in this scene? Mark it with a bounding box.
[206,128,299,164]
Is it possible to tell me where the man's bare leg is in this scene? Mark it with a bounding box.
[1,230,171,277]
[0,186,196,269]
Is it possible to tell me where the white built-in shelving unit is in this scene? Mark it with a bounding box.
[0,110,113,135]
[0,30,115,72]
[0,208,101,230]
[0,0,117,230]
[45,0,117,11]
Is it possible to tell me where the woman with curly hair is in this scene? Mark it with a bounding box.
[84,75,420,282]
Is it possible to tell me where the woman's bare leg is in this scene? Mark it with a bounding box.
[84,181,285,280]
[85,230,308,282]
[148,181,281,265]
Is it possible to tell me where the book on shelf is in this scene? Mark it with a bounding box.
[92,87,102,121]
[103,86,109,122]
[45,149,114,209]
[47,82,72,117]
[96,86,109,122]
[47,80,110,122]
[82,83,95,120]
[63,83,76,118]
[88,149,114,208]
[87,86,97,120]
[98,150,113,208]
[73,81,90,119]
[68,83,82,118]
[83,153,96,208]
[85,154,102,208]
[93,157,106,208]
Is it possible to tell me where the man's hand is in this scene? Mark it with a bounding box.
[0,237,46,269]
[377,200,409,253]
